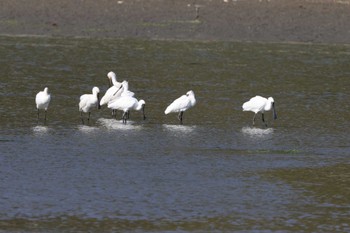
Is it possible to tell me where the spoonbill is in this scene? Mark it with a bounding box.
[79,86,101,124]
[107,95,146,124]
[242,95,277,127]
[164,90,196,124]
[35,87,51,123]
[114,80,136,120]
[100,71,123,106]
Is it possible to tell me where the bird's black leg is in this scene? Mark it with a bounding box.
[252,114,256,126]
[37,109,40,123]
[44,110,47,124]
[127,111,130,119]
[262,113,267,127]
[114,110,118,120]
[80,112,84,125]
[142,107,146,120]
[88,112,91,124]
[178,111,184,124]
[122,112,127,124]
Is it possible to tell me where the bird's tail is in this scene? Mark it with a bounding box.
[164,106,171,115]
[100,96,108,106]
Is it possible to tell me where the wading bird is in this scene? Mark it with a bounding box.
[242,95,277,127]
[100,71,123,107]
[79,86,101,124]
[164,90,196,124]
[35,87,51,123]
[107,95,146,124]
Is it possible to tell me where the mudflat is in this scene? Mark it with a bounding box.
[1,0,350,43]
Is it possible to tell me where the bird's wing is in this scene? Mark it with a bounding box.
[242,96,266,112]
[165,95,189,114]
[35,92,43,104]
[100,87,115,105]
[100,84,123,105]
[121,90,135,97]
[108,96,136,111]
[36,91,51,107]
[79,94,88,110]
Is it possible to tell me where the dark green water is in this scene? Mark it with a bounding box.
[0,36,350,232]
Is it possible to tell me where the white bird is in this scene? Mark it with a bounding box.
[114,80,136,120]
[107,96,146,124]
[107,71,119,88]
[164,90,196,124]
[79,86,101,124]
[242,95,277,127]
[99,71,123,106]
[35,87,51,123]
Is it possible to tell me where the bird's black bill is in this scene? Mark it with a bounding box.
[272,103,277,120]
[113,85,123,96]
[142,104,146,120]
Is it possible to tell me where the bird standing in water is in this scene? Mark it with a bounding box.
[107,96,146,124]
[79,86,101,124]
[164,90,196,124]
[242,95,277,127]
[35,87,51,123]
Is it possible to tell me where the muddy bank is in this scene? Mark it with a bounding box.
[1,0,350,43]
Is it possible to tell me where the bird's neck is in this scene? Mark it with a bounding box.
[111,76,118,86]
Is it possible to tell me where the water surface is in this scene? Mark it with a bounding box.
[0,36,350,232]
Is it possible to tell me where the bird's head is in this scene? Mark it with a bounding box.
[186,90,194,96]
[92,86,100,94]
[139,99,146,120]
[107,71,117,87]
[121,80,129,89]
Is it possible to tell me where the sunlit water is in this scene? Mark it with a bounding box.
[0,36,350,232]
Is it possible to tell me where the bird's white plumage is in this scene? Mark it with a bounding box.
[35,87,51,110]
[165,90,196,114]
[100,71,123,106]
[242,96,273,113]
[108,96,145,112]
[107,71,119,87]
[79,87,100,113]
[108,95,146,123]
[242,95,277,126]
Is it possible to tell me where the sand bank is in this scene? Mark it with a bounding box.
[1,0,350,43]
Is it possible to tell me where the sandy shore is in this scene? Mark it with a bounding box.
[1,0,350,43]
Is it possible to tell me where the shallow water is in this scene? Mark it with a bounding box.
[0,36,350,232]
